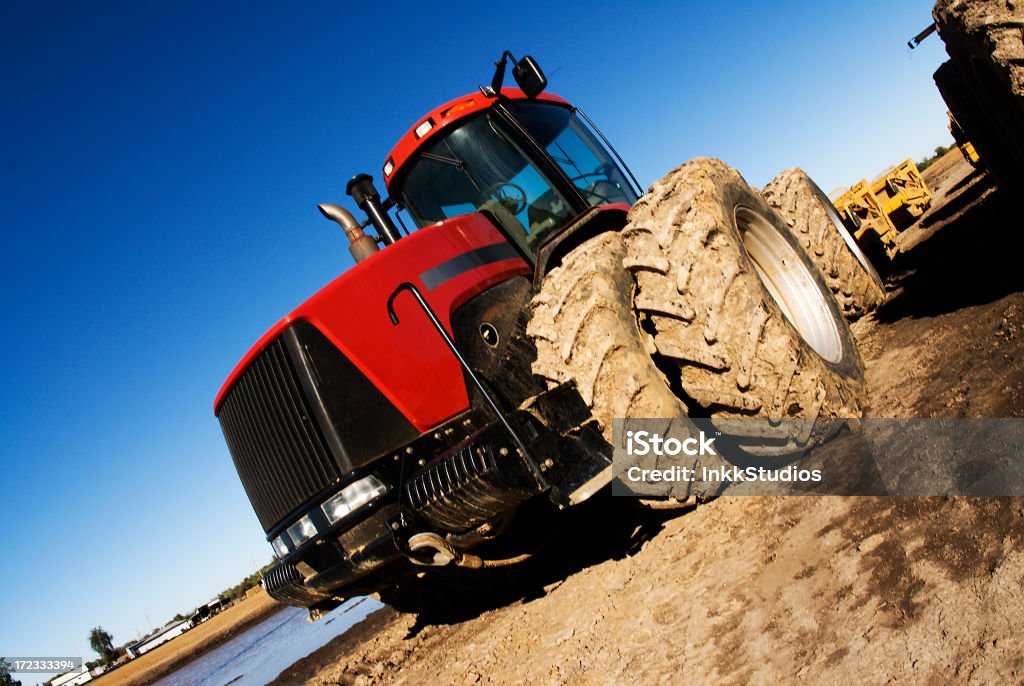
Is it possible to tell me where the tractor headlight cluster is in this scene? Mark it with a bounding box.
[286,514,318,546]
[270,475,387,558]
[271,536,289,559]
[321,475,387,524]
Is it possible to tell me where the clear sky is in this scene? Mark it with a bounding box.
[2,0,949,676]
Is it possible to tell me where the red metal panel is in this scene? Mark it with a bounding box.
[215,213,530,431]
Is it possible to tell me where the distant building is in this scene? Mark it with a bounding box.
[51,668,92,686]
[189,597,228,625]
[125,619,191,659]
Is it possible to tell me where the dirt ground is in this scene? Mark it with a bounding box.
[273,150,1024,686]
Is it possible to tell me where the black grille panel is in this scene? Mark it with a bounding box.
[263,561,328,608]
[218,337,341,532]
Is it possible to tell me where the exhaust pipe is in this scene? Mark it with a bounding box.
[407,532,467,567]
[404,532,533,569]
[317,203,379,263]
[346,173,403,246]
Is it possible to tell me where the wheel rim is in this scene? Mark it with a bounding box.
[735,206,844,364]
[812,182,885,289]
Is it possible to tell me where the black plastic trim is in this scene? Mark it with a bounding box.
[284,321,419,474]
[533,206,629,286]
[418,241,522,290]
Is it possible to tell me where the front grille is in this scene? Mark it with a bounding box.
[262,561,328,608]
[218,337,341,531]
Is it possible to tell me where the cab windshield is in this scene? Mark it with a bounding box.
[396,102,638,252]
[507,101,638,208]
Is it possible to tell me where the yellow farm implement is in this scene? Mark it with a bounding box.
[947,111,981,168]
[831,159,932,260]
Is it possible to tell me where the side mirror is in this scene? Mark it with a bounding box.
[484,51,547,98]
[512,55,547,98]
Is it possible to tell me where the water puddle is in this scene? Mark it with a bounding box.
[152,596,381,686]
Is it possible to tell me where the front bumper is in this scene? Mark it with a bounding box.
[262,382,611,609]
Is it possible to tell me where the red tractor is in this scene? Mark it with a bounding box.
[214,53,865,617]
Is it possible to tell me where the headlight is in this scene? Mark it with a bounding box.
[321,475,387,524]
[285,514,318,546]
[271,536,289,558]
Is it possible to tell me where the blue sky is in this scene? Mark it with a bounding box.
[2,0,949,675]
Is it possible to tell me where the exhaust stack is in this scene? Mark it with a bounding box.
[346,174,403,246]
[317,203,379,263]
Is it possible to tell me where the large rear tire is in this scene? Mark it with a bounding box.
[622,159,865,452]
[529,158,865,456]
[763,168,885,321]
[934,0,1024,197]
[528,232,692,439]
[934,59,1009,186]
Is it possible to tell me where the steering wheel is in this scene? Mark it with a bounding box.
[482,181,528,215]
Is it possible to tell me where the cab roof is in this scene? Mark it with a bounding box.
[382,88,571,193]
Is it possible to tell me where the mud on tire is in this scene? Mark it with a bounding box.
[763,168,885,321]
[527,231,692,442]
[933,0,1024,196]
[622,159,865,452]
[529,158,865,455]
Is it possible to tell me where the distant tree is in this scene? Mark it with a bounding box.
[89,625,116,664]
[0,657,23,686]
[918,144,952,172]
[216,560,276,605]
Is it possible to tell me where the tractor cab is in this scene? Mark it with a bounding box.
[381,54,642,258]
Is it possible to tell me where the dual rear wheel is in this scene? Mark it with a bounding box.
[528,158,866,456]
[763,168,885,320]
